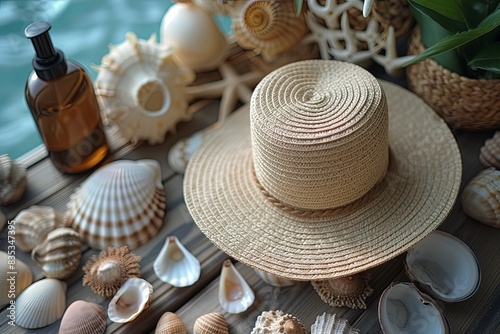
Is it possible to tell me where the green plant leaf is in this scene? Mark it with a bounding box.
[468,43,500,74]
[408,0,465,33]
[407,0,464,22]
[293,0,303,17]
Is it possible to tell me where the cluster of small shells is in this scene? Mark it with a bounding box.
[0,154,27,205]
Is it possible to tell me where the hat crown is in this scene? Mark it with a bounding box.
[250,60,389,210]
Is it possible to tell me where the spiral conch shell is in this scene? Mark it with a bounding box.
[462,168,500,228]
[193,313,229,334]
[480,131,500,169]
[32,227,82,279]
[0,154,27,205]
[0,251,33,308]
[59,300,107,334]
[95,32,195,145]
[227,0,308,61]
[311,313,360,334]
[311,273,374,309]
[251,310,307,334]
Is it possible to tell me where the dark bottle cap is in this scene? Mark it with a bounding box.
[25,21,67,80]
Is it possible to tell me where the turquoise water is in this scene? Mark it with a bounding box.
[0,0,231,159]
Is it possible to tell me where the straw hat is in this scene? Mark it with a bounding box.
[184,60,461,281]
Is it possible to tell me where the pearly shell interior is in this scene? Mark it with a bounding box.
[108,277,153,323]
[218,259,255,314]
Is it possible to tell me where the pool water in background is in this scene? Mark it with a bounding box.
[0,0,231,159]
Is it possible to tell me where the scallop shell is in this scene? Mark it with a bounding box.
[95,32,195,145]
[154,235,201,287]
[59,300,107,334]
[32,227,82,279]
[480,131,500,168]
[154,312,187,334]
[14,205,65,252]
[311,273,374,309]
[193,313,229,334]
[82,245,141,298]
[254,269,297,287]
[0,154,27,205]
[16,278,66,329]
[160,2,228,71]
[108,277,153,323]
[219,259,255,313]
[378,282,451,334]
[251,310,307,334]
[227,0,308,61]
[311,313,360,334]
[404,230,481,302]
[462,168,500,228]
[0,251,33,307]
[65,159,166,250]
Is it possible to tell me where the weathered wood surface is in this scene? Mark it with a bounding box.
[1,75,500,334]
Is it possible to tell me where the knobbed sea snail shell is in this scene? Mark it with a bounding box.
[251,310,307,334]
[59,300,107,334]
[32,227,82,279]
[0,154,27,205]
[462,168,500,228]
[480,131,500,169]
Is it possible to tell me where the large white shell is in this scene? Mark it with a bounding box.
[461,168,500,228]
[154,235,201,287]
[378,282,450,334]
[14,205,65,252]
[95,32,195,145]
[0,154,27,205]
[311,313,360,334]
[32,227,82,279]
[108,277,153,323]
[251,310,307,334]
[16,278,66,329]
[59,300,107,334]
[160,2,228,71]
[65,159,165,250]
[404,231,480,302]
[254,269,297,287]
[227,0,308,62]
[480,131,500,168]
[218,259,255,314]
[0,251,33,307]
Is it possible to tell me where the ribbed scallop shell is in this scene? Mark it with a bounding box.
[254,269,297,287]
[311,313,360,334]
[462,168,500,228]
[219,259,255,314]
[0,154,27,205]
[193,313,229,334]
[15,205,65,252]
[311,273,374,309]
[228,0,308,61]
[59,300,107,334]
[95,32,195,145]
[16,278,66,329]
[251,310,307,334]
[65,159,166,250]
[0,251,33,307]
[154,312,187,334]
[154,235,201,287]
[108,277,153,323]
[32,227,82,279]
[480,131,500,168]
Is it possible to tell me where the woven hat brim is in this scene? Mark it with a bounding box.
[184,81,462,281]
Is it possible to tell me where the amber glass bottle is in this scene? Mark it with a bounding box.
[25,21,108,173]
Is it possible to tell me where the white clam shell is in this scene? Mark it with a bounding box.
[378,282,450,334]
[311,313,360,334]
[0,251,33,307]
[0,154,27,205]
[154,235,201,287]
[218,259,255,314]
[160,2,228,71]
[32,227,82,279]
[14,205,65,252]
[16,278,67,329]
[405,231,480,302]
[461,168,500,228]
[95,32,195,145]
[108,277,153,323]
[65,159,166,250]
[254,269,296,287]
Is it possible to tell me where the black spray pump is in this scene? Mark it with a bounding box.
[25,21,68,80]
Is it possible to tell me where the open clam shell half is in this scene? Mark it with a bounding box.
[404,231,481,302]
[378,282,450,334]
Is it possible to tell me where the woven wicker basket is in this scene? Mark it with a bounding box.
[406,28,500,131]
